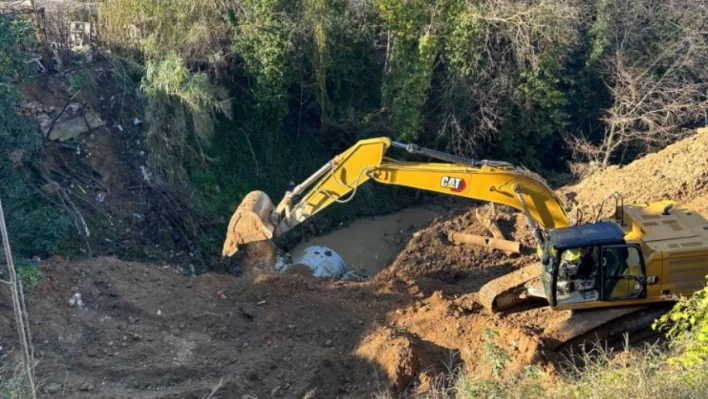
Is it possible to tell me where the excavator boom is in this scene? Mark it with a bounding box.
[223,137,570,256]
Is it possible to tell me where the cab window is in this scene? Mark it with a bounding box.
[602,245,646,300]
[555,246,600,305]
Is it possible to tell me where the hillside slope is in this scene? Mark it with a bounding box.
[562,128,708,216]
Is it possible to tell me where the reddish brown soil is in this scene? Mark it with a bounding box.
[561,129,708,216]
[379,207,537,288]
[1,256,546,398]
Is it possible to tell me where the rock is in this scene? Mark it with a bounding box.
[86,113,105,129]
[68,293,85,309]
[325,339,333,347]
[48,112,105,141]
[45,382,62,394]
[80,382,94,391]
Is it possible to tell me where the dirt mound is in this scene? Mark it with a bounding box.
[3,256,549,398]
[378,206,537,289]
[562,129,708,216]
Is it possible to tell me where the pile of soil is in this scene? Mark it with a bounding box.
[0,256,544,398]
[378,208,537,289]
[561,129,708,216]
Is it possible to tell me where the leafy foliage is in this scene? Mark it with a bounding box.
[100,1,234,184]
[0,15,71,257]
[654,280,708,368]
[232,0,295,132]
[481,328,511,378]
[94,0,708,179]
[99,0,231,69]
[141,54,232,184]
[15,260,44,291]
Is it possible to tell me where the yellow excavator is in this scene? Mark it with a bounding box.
[223,137,708,349]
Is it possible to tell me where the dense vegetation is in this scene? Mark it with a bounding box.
[97,0,708,174]
[3,0,707,258]
[0,15,71,257]
[91,0,708,257]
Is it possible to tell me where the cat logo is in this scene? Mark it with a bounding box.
[441,176,466,193]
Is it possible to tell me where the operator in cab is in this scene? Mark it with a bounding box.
[577,246,595,279]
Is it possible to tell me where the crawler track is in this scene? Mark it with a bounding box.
[478,263,543,312]
[546,305,669,351]
[479,264,670,356]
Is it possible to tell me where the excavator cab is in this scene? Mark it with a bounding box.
[541,222,648,308]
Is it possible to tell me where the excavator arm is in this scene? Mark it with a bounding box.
[223,137,571,256]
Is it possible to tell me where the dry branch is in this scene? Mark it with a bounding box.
[475,204,505,240]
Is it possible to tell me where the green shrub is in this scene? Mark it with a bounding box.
[1,15,72,257]
[654,279,708,368]
[15,259,44,291]
[141,53,232,184]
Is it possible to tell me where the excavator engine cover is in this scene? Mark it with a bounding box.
[222,191,276,256]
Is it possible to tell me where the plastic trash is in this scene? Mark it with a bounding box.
[68,293,85,309]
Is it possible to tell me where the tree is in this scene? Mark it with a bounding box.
[436,0,583,165]
[569,0,708,167]
[0,15,71,256]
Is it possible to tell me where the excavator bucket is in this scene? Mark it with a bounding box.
[222,191,277,257]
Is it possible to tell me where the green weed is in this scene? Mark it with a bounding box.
[15,260,43,291]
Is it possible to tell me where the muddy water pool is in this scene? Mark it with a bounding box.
[291,206,441,277]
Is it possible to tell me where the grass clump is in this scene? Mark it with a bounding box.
[0,358,36,399]
[15,259,44,291]
[377,342,708,399]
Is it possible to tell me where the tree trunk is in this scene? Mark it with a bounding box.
[447,232,521,254]
[601,129,617,168]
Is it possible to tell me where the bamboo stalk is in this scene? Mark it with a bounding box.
[0,198,37,399]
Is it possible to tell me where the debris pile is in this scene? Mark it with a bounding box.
[17,100,105,141]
